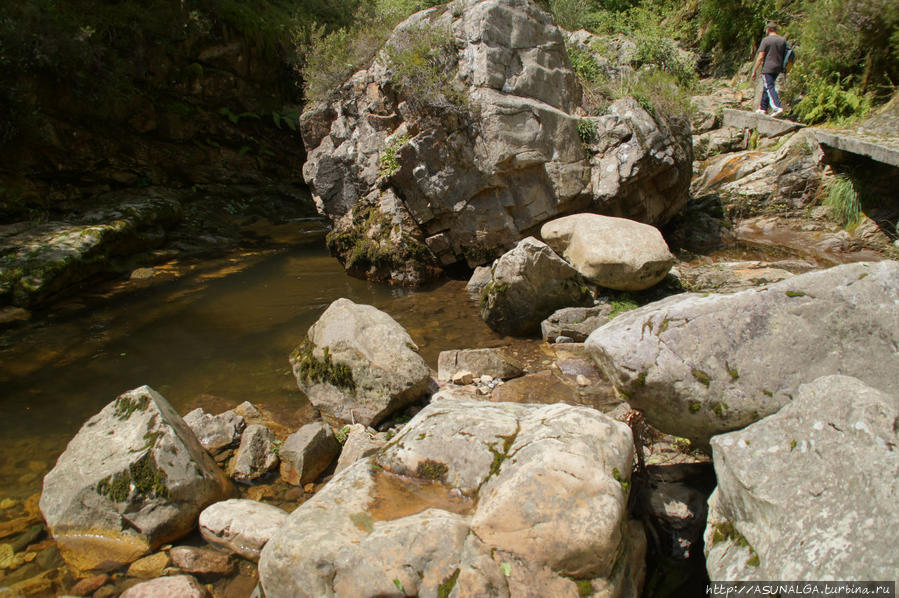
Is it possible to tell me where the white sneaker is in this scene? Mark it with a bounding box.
[771,107,784,118]
[756,109,767,115]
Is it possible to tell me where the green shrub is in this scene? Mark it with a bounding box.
[378,134,411,177]
[822,174,862,228]
[386,22,465,110]
[793,73,872,125]
[633,34,696,87]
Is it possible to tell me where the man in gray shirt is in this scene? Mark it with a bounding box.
[751,22,787,117]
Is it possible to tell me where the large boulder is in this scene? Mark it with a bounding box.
[540,214,675,291]
[259,399,645,598]
[290,298,431,426]
[705,376,898,580]
[301,0,692,283]
[585,261,899,444]
[480,237,593,336]
[39,386,234,573]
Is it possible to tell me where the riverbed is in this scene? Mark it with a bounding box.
[0,229,510,501]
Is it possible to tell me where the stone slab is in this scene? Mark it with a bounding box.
[722,109,805,138]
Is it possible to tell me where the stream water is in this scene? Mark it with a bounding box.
[0,230,509,501]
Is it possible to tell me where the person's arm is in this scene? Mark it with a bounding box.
[751,51,765,80]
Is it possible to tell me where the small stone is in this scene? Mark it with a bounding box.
[0,307,30,325]
[169,546,236,577]
[10,524,43,552]
[183,408,246,454]
[303,483,315,494]
[0,543,17,568]
[129,268,155,280]
[199,499,289,562]
[576,375,590,387]
[0,498,16,510]
[451,371,474,385]
[232,402,261,420]
[230,424,279,482]
[335,425,385,474]
[555,335,575,343]
[70,573,109,596]
[479,375,493,385]
[126,551,170,579]
[120,575,209,598]
[279,422,339,486]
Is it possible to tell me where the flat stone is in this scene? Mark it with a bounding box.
[199,499,288,561]
[119,575,209,598]
[69,573,109,596]
[722,108,805,137]
[437,348,523,381]
[169,546,235,577]
[125,551,170,579]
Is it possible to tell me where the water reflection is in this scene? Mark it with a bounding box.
[0,243,505,498]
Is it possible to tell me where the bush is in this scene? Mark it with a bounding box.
[822,174,862,228]
[633,34,697,87]
[792,72,872,124]
[386,22,465,110]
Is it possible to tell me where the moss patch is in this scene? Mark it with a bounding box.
[691,368,711,387]
[785,290,806,298]
[688,400,702,413]
[416,459,449,481]
[96,453,169,503]
[726,361,739,381]
[292,340,355,391]
[576,579,593,597]
[437,568,460,598]
[350,512,374,534]
[113,394,150,419]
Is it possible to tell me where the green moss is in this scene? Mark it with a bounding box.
[726,361,739,381]
[658,318,670,334]
[691,368,711,387]
[635,371,647,387]
[785,290,806,298]
[335,425,352,444]
[710,402,728,417]
[437,569,461,598]
[688,400,702,413]
[96,471,131,503]
[762,389,774,397]
[746,551,760,567]
[416,459,449,481]
[293,340,355,391]
[113,394,150,419]
[609,296,639,318]
[129,453,169,499]
[487,426,519,479]
[790,439,797,451]
[611,467,630,494]
[576,579,593,597]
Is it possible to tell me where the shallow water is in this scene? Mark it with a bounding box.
[0,239,508,500]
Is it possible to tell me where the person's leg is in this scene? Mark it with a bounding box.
[763,73,782,111]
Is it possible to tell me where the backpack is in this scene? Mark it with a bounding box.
[782,43,796,74]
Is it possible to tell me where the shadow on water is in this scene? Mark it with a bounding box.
[0,242,506,498]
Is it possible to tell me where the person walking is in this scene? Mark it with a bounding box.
[751,21,787,117]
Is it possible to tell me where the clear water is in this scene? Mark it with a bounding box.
[0,241,507,499]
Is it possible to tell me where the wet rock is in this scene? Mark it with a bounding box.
[119,574,209,598]
[465,266,493,298]
[480,237,593,336]
[183,408,246,455]
[0,190,183,308]
[437,348,523,382]
[586,261,899,444]
[126,551,170,579]
[691,131,822,215]
[705,376,898,580]
[199,499,288,561]
[334,425,385,474]
[541,214,675,291]
[278,422,339,486]
[301,0,691,282]
[69,573,109,596]
[670,260,802,294]
[39,386,234,573]
[290,298,431,426]
[169,546,236,577]
[232,401,261,421]
[259,400,645,597]
[230,424,279,482]
[540,305,612,342]
[9,524,43,553]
